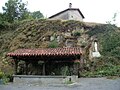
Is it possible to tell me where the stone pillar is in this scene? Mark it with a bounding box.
[14,59,19,75]
[80,56,84,69]
[42,62,46,75]
[25,61,29,75]
[78,55,83,78]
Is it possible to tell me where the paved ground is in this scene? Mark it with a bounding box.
[0,77,120,90]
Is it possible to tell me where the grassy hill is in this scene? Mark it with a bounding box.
[0,19,120,77]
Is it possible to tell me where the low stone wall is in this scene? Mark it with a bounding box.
[13,75,78,85]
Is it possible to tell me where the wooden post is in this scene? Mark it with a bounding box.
[42,62,46,75]
[14,59,18,75]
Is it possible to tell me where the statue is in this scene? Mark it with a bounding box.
[92,40,101,57]
[94,41,98,52]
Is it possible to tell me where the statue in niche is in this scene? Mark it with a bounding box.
[94,41,98,52]
[92,40,101,57]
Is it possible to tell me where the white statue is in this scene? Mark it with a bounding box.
[92,41,101,57]
[94,42,98,52]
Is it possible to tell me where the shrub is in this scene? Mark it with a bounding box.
[72,30,81,36]
[61,66,70,76]
[99,31,120,61]
[0,71,4,79]
[0,70,12,84]
[48,40,58,48]
[80,55,120,77]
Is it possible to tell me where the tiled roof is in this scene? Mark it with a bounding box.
[7,47,82,57]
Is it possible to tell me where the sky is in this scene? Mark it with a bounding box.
[0,0,120,26]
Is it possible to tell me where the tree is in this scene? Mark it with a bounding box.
[0,13,4,28]
[106,13,118,26]
[0,13,3,22]
[30,11,44,19]
[0,13,8,29]
[2,0,30,22]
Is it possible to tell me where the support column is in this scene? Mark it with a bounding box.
[80,55,84,70]
[25,61,29,75]
[42,62,46,75]
[78,55,84,78]
[14,59,19,75]
[78,62,80,78]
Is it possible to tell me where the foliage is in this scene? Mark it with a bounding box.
[30,11,44,19]
[0,19,120,77]
[62,20,84,30]
[61,66,70,76]
[96,65,120,76]
[86,24,120,77]
[64,79,73,84]
[81,65,120,77]
[0,70,10,84]
[2,0,30,22]
[106,13,118,26]
[48,40,58,48]
[87,24,117,36]
[0,19,84,54]
[0,13,4,28]
[72,30,81,36]
[92,25,120,77]
[99,29,120,59]
[0,13,11,29]
[0,71,4,79]
[81,56,120,77]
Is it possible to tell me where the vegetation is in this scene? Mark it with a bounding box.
[0,19,120,78]
[0,70,11,84]
[48,40,58,48]
[64,78,73,84]
[100,31,120,59]
[0,0,44,25]
[72,30,81,36]
[80,24,120,77]
[0,1,120,79]
[81,59,120,77]
[61,66,70,76]
[0,71,4,79]
[30,11,44,19]
[2,0,30,22]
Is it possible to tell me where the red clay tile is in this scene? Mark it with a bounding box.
[7,47,82,57]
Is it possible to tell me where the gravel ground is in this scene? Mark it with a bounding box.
[0,77,120,90]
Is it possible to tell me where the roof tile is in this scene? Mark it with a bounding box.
[7,47,82,57]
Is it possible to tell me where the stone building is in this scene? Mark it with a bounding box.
[49,3,85,21]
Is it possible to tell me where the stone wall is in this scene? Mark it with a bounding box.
[49,10,83,21]
[13,75,78,85]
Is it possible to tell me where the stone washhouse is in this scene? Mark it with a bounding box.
[7,47,84,76]
[7,3,86,77]
[6,3,101,82]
